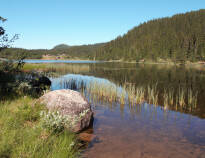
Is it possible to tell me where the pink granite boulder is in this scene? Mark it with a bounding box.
[39,89,93,132]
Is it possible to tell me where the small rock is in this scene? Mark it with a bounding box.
[79,133,96,142]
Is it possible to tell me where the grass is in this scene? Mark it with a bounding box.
[86,81,126,105]
[0,96,78,158]
[86,81,159,107]
[127,84,136,106]
[163,88,174,110]
[63,78,199,113]
[23,63,90,75]
[176,87,186,108]
[147,84,158,106]
[187,88,198,110]
[23,63,199,113]
[135,87,145,105]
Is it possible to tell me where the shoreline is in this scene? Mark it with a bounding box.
[2,58,205,67]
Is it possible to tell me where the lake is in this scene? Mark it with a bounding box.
[29,61,205,158]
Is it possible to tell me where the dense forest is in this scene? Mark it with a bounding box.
[94,9,205,62]
[51,43,105,59]
[1,9,205,62]
[0,43,105,59]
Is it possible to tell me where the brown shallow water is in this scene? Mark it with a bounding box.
[81,104,204,158]
[48,62,205,158]
[79,102,205,158]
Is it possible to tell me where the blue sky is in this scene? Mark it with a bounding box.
[1,0,205,49]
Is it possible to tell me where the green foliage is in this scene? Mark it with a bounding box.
[53,44,71,50]
[0,48,46,59]
[0,43,105,60]
[1,10,205,62]
[40,110,69,133]
[94,9,205,62]
[0,16,26,98]
[0,17,18,53]
[40,109,89,134]
[0,97,78,158]
[0,16,78,158]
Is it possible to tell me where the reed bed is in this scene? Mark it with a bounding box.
[23,63,90,74]
[127,84,136,105]
[87,81,119,103]
[163,88,174,110]
[178,87,186,108]
[163,87,198,111]
[147,84,158,106]
[135,87,145,105]
[63,79,157,106]
[60,78,198,112]
[187,88,198,111]
[47,64,90,74]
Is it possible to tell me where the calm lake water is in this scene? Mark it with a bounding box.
[35,61,205,158]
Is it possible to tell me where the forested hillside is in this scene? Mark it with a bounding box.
[1,10,205,62]
[49,43,105,59]
[0,48,47,59]
[94,9,205,62]
[53,44,71,50]
[0,43,105,59]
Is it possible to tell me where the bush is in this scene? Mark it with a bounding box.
[40,110,79,133]
[40,111,69,133]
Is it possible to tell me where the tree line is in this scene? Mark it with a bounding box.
[1,9,205,62]
[0,43,105,59]
[94,9,205,62]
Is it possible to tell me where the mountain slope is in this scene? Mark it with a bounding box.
[94,9,205,62]
[1,9,205,61]
[0,43,105,59]
[53,44,71,50]
[49,43,105,59]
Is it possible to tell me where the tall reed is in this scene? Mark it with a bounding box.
[163,88,174,110]
[61,78,198,113]
[135,87,145,104]
[178,87,186,107]
[126,84,136,106]
[147,84,158,106]
[187,89,198,109]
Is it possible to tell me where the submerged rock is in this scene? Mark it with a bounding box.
[29,76,51,88]
[79,133,96,142]
[18,73,51,97]
[39,89,93,132]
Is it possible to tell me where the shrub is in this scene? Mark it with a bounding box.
[40,109,89,133]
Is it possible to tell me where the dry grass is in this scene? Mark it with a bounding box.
[55,77,199,113]
[23,63,90,74]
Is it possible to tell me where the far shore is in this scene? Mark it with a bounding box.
[1,57,205,67]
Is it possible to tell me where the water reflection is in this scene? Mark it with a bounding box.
[36,62,205,118]
[42,64,205,158]
[50,71,205,158]
[51,74,201,118]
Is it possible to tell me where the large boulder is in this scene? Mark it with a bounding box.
[39,89,93,132]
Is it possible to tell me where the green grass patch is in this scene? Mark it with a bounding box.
[0,97,78,158]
